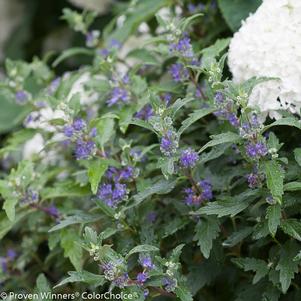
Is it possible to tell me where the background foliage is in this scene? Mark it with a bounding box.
[1,0,301,301]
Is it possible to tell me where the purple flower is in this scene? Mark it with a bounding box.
[199,180,213,201]
[247,173,261,188]
[75,139,95,159]
[48,78,61,94]
[214,92,224,105]
[227,113,240,127]
[184,179,213,206]
[64,125,74,138]
[180,148,199,168]
[0,258,7,273]
[163,93,172,106]
[113,273,129,288]
[107,87,129,106]
[170,34,194,58]
[97,183,128,207]
[160,130,178,156]
[86,30,100,47]
[7,249,16,260]
[162,277,177,292]
[246,142,268,158]
[118,167,134,181]
[188,3,206,13]
[109,39,122,49]
[47,205,59,218]
[135,105,154,121]
[15,90,28,104]
[169,63,189,82]
[89,127,97,137]
[137,272,149,284]
[140,256,154,269]
[73,118,86,131]
[146,211,157,223]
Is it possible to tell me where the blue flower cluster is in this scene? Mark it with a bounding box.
[184,179,213,206]
[179,148,199,168]
[63,118,96,159]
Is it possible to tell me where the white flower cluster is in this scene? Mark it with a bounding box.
[228,0,301,119]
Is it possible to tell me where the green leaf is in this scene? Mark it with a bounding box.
[95,117,115,146]
[95,199,116,218]
[60,229,83,272]
[106,0,170,43]
[36,274,51,300]
[264,161,284,202]
[178,108,214,136]
[175,286,193,301]
[284,181,301,191]
[194,216,220,259]
[266,204,281,237]
[199,132,242,153]
[126,244,159,258]
[87,159,109,194]
[0,211,28,240]
[196,189,260,217]
[0,89,30,134]
[232,257,269,284]
[201,38,230,69]
[130,118,156,133]
[41,182,90,200]
[49,213,101,232]
[222,227,253,247]
[293,148,301,166]
[218,0,262,32]
[127,49,159,65]
[54,271,105,288]
[52,47,93,67]
[129,179,177,208]
[276,241,299,293]
[262,117,301,133]
[280,219,301,241]
[0,180,18,222]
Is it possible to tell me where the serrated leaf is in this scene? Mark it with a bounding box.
[199,132,242,154]
[178,108,214,136]
[54,271,105,288]
[194,216,220,259]
[264,161,284,202]
[87,159,109,194]
[263,117,301,133]
[266,204,281,237]
[232,257,269,284]
[280,219,301,241]
[284,181,301,191]
[196,189,260,217]
[223,227,252,247]
[129,179,177,208]
[60,229,83,272]
[276,241,299,293]
[126,244,159,258]
[175,286,193,301]
[49,213,101,232]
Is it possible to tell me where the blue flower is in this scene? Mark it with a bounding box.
[137,272,149,284]
[169,63,189,82]
[107,87,129,106]
[75,139,95,159]
[160,130,179,156]
[135,104,154,121]
[15,90,28,104]
[180,148,199,168]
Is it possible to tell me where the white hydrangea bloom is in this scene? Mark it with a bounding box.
[23,133,44,159]
[228,0,301,119]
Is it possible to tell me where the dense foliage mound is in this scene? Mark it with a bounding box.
[0,1,301,300]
